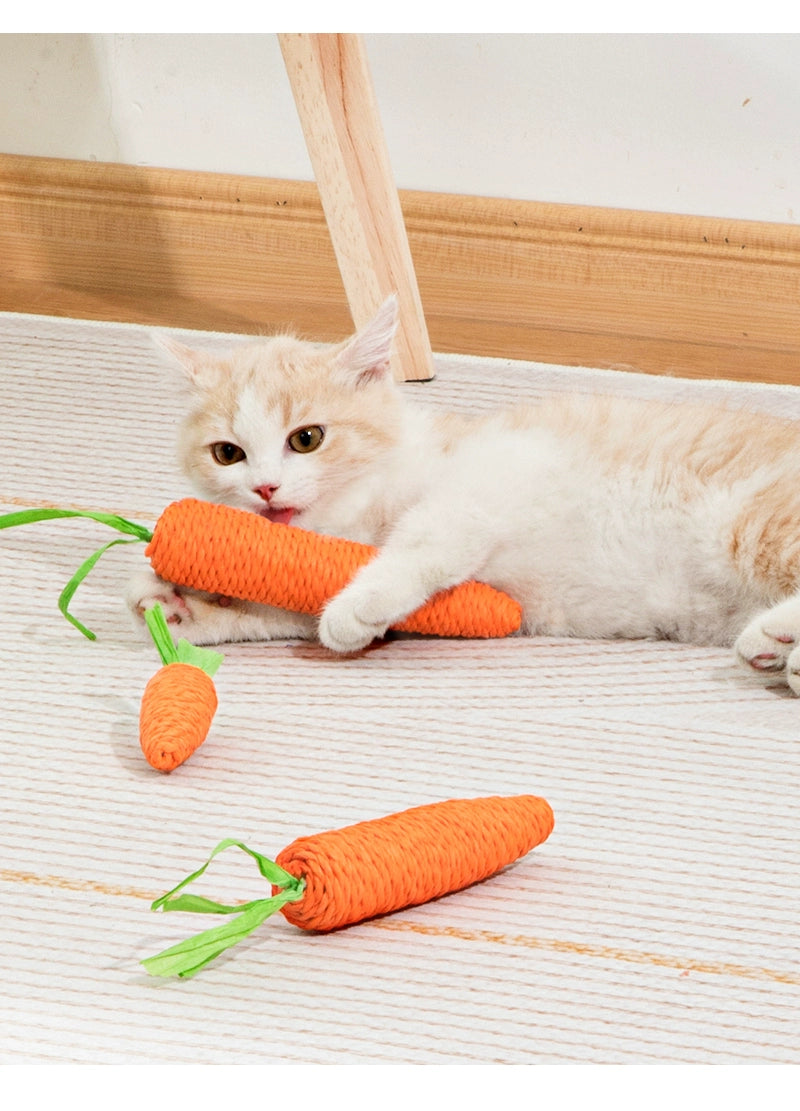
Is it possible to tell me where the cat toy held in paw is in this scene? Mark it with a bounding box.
[141,793,555,977]
[146,498,523,638]
[0,499,523,640]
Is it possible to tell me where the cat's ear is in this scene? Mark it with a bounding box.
[152,333,221,389]
[334,295,398,387]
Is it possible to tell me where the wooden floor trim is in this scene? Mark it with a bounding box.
[2,153,800,385]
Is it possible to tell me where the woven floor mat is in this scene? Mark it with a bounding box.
[2,311,799,1063]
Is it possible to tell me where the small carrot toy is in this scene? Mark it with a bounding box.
[0,499,522,640]
[141,793,555,978]
[139,604,224,771]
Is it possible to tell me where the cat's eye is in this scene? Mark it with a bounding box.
[287,425,325,453]
[210,441,246,465]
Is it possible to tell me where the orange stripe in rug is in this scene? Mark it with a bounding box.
[4,866,798,987]
[1,868,160,903]
[370,920,800,986]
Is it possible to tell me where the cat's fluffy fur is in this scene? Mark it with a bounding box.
[128,296,800,692]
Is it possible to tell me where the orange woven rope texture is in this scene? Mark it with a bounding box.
[145,499,522,639]
[139,662,218,772]
[274,794,555,932]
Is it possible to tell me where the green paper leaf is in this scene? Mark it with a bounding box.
[143,604,224,676]
[142,895,296,978]
[142,839,306,978]
[151,839,301,912]
[0,506,153,541]
[0,504,154,639]
[58,536,143,640]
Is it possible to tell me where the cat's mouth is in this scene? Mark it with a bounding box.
[257,506,295,526]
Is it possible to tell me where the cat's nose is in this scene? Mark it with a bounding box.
[254,484,279,502]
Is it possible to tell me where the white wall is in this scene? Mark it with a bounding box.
[1,32,798,224]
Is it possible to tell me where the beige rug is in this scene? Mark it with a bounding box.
[2,310,800,1063]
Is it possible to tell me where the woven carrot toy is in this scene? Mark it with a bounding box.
[0,499,522,639]
[148,499,522,638]
[141,793,555,977]
[139,604,224,771]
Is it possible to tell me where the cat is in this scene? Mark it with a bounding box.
[128,295,800,693]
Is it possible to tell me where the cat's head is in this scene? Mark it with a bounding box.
[157,296,403,530]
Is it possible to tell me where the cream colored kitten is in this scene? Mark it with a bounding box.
[128,296,800,692]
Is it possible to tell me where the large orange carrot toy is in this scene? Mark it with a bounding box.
[148,499,522,638]
[0,499,522,640]
[141,793,555,978]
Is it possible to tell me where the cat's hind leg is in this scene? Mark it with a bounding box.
[735,594,800,694]
[126,567,317,646]
[126,568,195,626]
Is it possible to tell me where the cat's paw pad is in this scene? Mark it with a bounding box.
[318,592,389,654]
[126,569,194,627]
[735,599,800,690]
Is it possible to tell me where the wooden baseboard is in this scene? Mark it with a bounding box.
[2,153,800,385]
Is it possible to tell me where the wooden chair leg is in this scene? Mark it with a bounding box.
[279,33,435,383]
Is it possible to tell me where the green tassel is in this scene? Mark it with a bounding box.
[143,604,223,678]
[142,839,306,978]
[0,504,154,639]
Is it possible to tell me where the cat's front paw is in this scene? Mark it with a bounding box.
[735,597,800,695]
[318,589,390,654]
